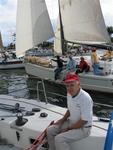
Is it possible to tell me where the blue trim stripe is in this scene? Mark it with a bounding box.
[104,111,113,150]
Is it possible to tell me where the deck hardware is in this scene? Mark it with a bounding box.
[40,112,48,118]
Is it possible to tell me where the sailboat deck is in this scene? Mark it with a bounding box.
[0,145,21,150]
[0,95,110,150]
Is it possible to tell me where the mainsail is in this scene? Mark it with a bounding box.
[0,31,3,49]
[16,0,54,57]
[59,0,110,45]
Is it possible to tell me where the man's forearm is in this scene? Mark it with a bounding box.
[62,110,70,121]
[51,59,56,61]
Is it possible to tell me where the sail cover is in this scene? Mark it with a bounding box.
[16,0,54,57]
[59,0,110,45]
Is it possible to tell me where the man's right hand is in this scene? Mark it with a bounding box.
[54,118,64,126]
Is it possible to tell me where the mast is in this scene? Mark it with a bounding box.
[58,0,66,55]
[0,31,3,50]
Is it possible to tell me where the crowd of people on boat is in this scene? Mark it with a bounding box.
[1,51,17,62]
[26,47,54,57]
[68,46,90,56]
[53,48,113,80]
[25,46,113,80]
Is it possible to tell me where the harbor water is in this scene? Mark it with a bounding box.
[0,68,113,118]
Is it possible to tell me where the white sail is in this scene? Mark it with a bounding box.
[59,0,110,44]
[0,31,3,49]
[16,0,54,57]
[54,18,62,55]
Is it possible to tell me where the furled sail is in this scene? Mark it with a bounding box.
[0,31,3,49]
[16,0,54,57]
[59,0,110,45]
[54,18,62,55]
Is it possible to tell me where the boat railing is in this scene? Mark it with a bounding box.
[37,79,66,104]
[37,79,48,104]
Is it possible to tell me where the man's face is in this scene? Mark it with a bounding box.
[65,81,80,96]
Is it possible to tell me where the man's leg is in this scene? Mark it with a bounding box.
[47,120,69,150]
[55,128,91,150]
[47,125,60,150]
[55,68,59,80]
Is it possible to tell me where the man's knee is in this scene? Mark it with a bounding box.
[47,126,54,136]
[55,134,65,144]
[47,125,59,136]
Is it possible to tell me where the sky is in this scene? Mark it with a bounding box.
[0,0,113,46]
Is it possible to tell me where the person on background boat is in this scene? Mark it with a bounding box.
[2,52,8,62]
[91,48,104,75]
[100,50,113,61]
[12,52,17,59]
[66,55,77,73]
[76,57,90,74]
[47,73,93,150]
[51,55,66,80]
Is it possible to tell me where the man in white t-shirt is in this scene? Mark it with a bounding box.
[47,73,93,150]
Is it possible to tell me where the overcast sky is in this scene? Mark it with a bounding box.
[0,0,113,46]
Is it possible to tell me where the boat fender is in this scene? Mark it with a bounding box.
[32,108,41,112]
[40,112,48,118]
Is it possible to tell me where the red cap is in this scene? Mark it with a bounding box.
[64,73,80,83]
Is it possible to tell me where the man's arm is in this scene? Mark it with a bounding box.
[62,109,70,121]
[55,110,70,125]
[62,59,67,63]
[68,119,87,130]
[51,59,57,62]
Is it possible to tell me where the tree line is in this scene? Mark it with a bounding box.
[107,26,113,42]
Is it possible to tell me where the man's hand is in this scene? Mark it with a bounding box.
[61,128,70,132]
[54,118,65,126]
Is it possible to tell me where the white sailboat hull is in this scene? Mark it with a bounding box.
[0,94,111,150]
[79,73,113,93]
[0,59,24,69]
[25,62,55,80]
[25,62,113,94]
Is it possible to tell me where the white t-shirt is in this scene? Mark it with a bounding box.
[67,89,93,126]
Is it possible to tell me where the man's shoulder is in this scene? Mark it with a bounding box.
[80,89,92,100]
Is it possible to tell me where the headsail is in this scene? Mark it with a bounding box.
[59,0,110,45]
[16,0,54,57]
[0,31,3,49]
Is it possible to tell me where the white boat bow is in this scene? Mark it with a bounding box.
[0,94,112,150]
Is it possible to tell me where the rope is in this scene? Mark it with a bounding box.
[93,124,107,131]
[25,121,54,150]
